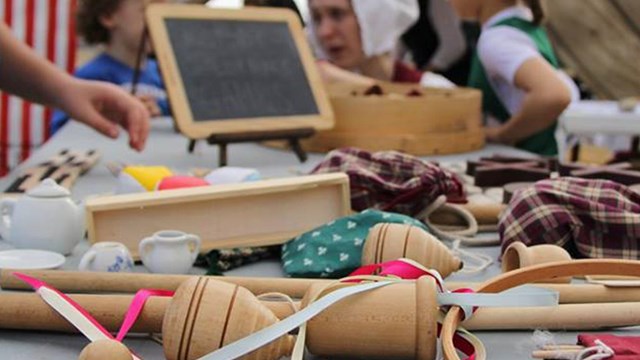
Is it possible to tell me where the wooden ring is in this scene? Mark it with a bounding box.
[441,259,640,360]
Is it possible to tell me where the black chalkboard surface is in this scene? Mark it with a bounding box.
[165,19,319,121]
[146,4,333,139]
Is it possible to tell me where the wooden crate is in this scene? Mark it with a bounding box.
[86,174,351,257]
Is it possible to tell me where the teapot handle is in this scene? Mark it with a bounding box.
[78,249,97,271]
[0,198,16,242]
[186,234,201,263]
[138,237,156,266]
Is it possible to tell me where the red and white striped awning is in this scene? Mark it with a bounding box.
[1,0,77,176]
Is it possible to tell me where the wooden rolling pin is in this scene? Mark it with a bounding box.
[5,269,640,304]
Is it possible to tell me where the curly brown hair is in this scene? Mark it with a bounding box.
[76,0,124,44]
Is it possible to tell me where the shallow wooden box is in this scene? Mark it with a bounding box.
[302,83,485,155]
[86,174,350,257]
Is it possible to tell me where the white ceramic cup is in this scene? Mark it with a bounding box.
[139,230,201,274]
[78,242,134,273]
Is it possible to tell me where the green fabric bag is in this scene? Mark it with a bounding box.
[282,209,429,278]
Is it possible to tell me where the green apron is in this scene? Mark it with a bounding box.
[468,17,560,156]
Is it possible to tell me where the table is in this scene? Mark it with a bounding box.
[1,120,637,360]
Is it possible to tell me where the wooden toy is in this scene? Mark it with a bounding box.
[86,174,351,257]
[6,275,640,360]
[558,162,640,186]
[467,156,551,187]
[297,82,485,156]
[441,259,640,360]
[502,242,573,283]
[4,149,100,194]
[362,223,462,277]
[146,4,333,165]
[9,269,640,305]
[78,340,133,360]
[502,182,534,204]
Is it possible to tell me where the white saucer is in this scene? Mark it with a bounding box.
[0,249,66,270]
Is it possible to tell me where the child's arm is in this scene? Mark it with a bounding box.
[0,23,150,151]
[486,57,572,144]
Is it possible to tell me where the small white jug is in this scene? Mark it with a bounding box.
[79,242,134,273]
[139,230,200,274]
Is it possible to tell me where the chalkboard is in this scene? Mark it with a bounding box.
[146,5,333,139]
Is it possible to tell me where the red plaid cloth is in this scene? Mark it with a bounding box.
[500,178,640,259]
[310,148,465,216]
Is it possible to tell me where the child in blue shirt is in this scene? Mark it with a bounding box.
[51,0,169,134]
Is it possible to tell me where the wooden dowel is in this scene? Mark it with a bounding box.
[5,270,640,304]
[0,294,168,333]
[462,203,506,225]
[463,302,640,330]
[0,269,328,299]
[0,293,297,334]
[3,292,640,336]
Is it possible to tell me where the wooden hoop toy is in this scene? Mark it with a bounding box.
[441,259,640,360]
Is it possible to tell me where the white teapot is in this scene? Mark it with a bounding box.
[0,179,85,255]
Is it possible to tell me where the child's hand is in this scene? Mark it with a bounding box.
[484,126,511,145]
[137,95,162,117]
[59,79,150,151]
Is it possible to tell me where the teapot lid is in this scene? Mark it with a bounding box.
[27,179,71,198]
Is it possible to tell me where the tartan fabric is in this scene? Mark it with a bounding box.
[311,147,465,216]
[499,178,640,259]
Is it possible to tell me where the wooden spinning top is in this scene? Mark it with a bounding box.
[78,340,132,360]
[362,223,463,277]
[162,277,294,360]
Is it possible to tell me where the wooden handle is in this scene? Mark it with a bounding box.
[6,269,640,304]
[0,292,297,334]
[428,203,505,227]
[462,203,506,225]
[0,269,329,299]
[464,302,640,330]
[0,293,168,333]
[441,259,640,360]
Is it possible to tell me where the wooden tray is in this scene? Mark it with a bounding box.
[86,174,350,257]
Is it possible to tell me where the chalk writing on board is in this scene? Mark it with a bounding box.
[165,19,319,121]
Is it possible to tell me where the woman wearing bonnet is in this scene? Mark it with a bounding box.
[308,0,455,87]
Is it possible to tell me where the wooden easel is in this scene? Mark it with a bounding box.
[187,128,315,166]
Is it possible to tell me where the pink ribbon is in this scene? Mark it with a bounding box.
[116,288,175,341]
[13,272,174,355]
